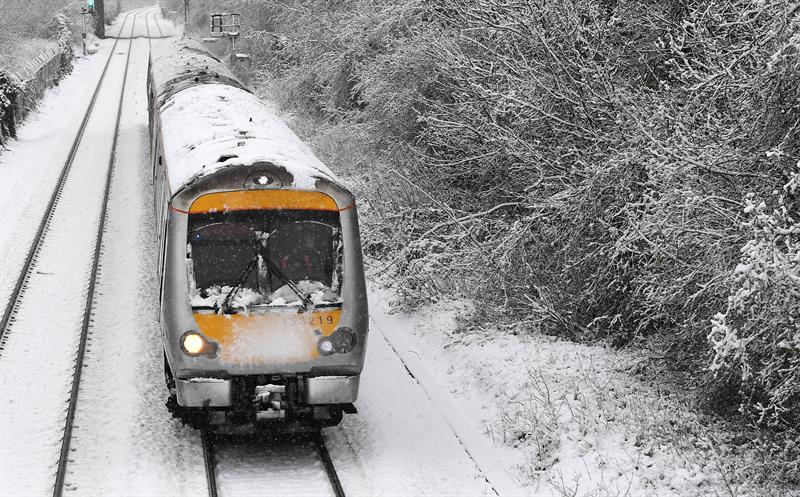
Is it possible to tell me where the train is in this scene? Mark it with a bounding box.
[147,39,369,431]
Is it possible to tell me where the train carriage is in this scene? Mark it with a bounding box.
[147,39,368,430]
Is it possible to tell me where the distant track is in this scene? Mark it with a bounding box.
[149,8,165,38]
[202,431,346,497]
[111,9,164,39]
[0,9,144,351]
[51,10,147,497]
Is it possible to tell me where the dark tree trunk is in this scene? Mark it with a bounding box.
[95,0,105,38]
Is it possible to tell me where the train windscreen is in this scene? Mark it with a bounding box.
[187,209,342,309]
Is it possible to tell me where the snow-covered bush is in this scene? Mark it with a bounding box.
[0,70,21,144]
[237,0,800,472]
[708,168,800,429]
[54,12,73,76]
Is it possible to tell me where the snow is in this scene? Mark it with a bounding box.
[222,316,317,364]
[156,42,340,194]
[148,38,239,99]
[190,280,339,309]
[191,285,266,308]
[4,7,782,497]
[1,11,206,497]
[366,284,790,497]
[0,47,112,308]
[0,33,133,494]
[269,280,339,305]
[59,33,207,496]
[375,308,530,497]
[323,312,496,497]
[187,377,228,383]
[214,436,333,496]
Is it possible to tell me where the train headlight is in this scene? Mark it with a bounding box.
[317,338,334,356]
[180,331,216,356]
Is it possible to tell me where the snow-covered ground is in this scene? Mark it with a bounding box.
[0,17,138,494]
[367,285,798,497]
[0,43,113,309]
[3,6,794,497]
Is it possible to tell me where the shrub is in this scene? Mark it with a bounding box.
[708,169,800,429]
[218,0,800,466]
[0,70,21,143]
[55,12,73,76]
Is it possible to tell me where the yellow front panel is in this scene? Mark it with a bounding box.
[189,190,339,213]
[194,309,341,364]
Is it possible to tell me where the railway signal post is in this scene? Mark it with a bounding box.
[80,6,90,55]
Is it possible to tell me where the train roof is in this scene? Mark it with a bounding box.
[149,38,247,107]
[151,39,341,195]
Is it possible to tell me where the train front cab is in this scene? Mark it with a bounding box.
[160,165,368,430]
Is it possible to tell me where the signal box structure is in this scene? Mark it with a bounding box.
[210,13,240,37]
[210,13,244,54]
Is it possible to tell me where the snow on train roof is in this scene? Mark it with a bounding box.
[149,38,244,103]
[160,82,339,192]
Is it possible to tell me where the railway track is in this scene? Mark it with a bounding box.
[144,8,163,43]
[50,11,143,496]
[0,9,146,349]
[148,8,165,38]
[0,9,175,496]
[202,431,347,497]
[0,10,168,493]
[203,432,220,497]
[4,9,352,495]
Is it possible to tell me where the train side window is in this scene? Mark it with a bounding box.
[158,217,168,312]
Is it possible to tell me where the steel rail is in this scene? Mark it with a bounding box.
[202,431,219,497]
[144,7,151,40]
[204,431,345,497]
[52,10,142,496]
[315,431,347,497]
[149,8,165,38]
[0,8,143,352]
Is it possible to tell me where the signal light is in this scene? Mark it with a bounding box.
[87,0,94,11]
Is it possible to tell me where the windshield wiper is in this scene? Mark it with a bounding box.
[263,257,314,311]
[220,257,258,314]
